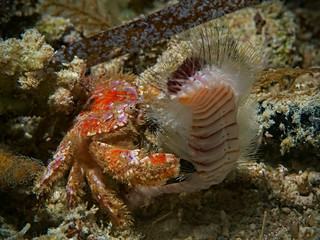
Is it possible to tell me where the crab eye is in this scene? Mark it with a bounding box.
[125,104,136,114]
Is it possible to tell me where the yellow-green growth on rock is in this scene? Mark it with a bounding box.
[0,145,44,190]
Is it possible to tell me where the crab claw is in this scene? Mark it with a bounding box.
[89,141,180,187]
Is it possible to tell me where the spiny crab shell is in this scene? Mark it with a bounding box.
[33,71,180,228]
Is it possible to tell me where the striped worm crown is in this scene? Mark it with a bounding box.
[130,23,263,202]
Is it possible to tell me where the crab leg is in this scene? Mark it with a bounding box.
[34,137,73,198]
[66,162,85,208]
[89,141,180,187]
[85,167,133,228]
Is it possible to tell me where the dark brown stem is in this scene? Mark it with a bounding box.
[51,0,254,69]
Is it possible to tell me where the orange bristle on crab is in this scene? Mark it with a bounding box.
[33,71,180,228]
[127,23,263,205]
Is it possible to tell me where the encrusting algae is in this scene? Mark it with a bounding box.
[0,145,44,190]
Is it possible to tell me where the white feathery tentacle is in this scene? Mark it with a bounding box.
[130,22,263,206]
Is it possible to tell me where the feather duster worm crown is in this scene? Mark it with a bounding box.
[133,23,263,199]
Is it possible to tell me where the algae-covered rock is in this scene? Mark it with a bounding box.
[253,68,320,156]
[36,15,72,42]
[219,1,299,68]
[0,29,54,76]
